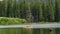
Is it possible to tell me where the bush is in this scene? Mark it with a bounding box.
[0,17,27,25]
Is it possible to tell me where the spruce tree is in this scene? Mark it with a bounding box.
[57,0,60,22]
[4,0,8,17]
[6,0,12,17]
[42,0,48,22]
[47,0,55,22]
[55,0,60,22]
[16,0,21,18]
[0,1,2,16]
[30,0,35,22]
[20,0,26,18]
[39,0,43,22]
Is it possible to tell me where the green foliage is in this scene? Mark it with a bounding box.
[55,0,60,22]
[0,0,60,34]
[0,17,27,25]
[0,0,60,22]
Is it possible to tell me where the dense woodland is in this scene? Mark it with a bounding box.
[0,0,60,34]
[0,0,60,22]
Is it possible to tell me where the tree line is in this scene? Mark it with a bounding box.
[0,0,60,22]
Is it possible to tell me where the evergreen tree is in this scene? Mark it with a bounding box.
[42,0,48,22]
[13,0,17,17]
[47,0,55,22]
[26,2,32,22]
[4,0,8,17]
[20,0,26,18]
[7,0,12,17]
[30,0,40,22]
[30,0,35,22]
[58,0,60,22]
[1,0,5,17]
[39,0,43,22]
[16,0,21,18]
[55,0,60,22]
[0,1,2,16]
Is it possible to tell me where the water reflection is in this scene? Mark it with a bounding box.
[0,28,60,34]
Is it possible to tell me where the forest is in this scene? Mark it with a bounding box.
[0,0,60,22]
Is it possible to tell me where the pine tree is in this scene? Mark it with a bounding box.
[11,0,14,17]
[0,1,2,16]
[30,0,40,22]
[57,0,60,22]
[6,0,12,17]
[26,2,32,22]
[55,0,60,22]
[30,0,35,22]
[16,0,21,18]
[4,0,8,17]
[39,0,43,22]
[1,0,5,17]
[47,0,55,22]
[20,0,26,18]
[42,0,48,22]
[12,0,17,18]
